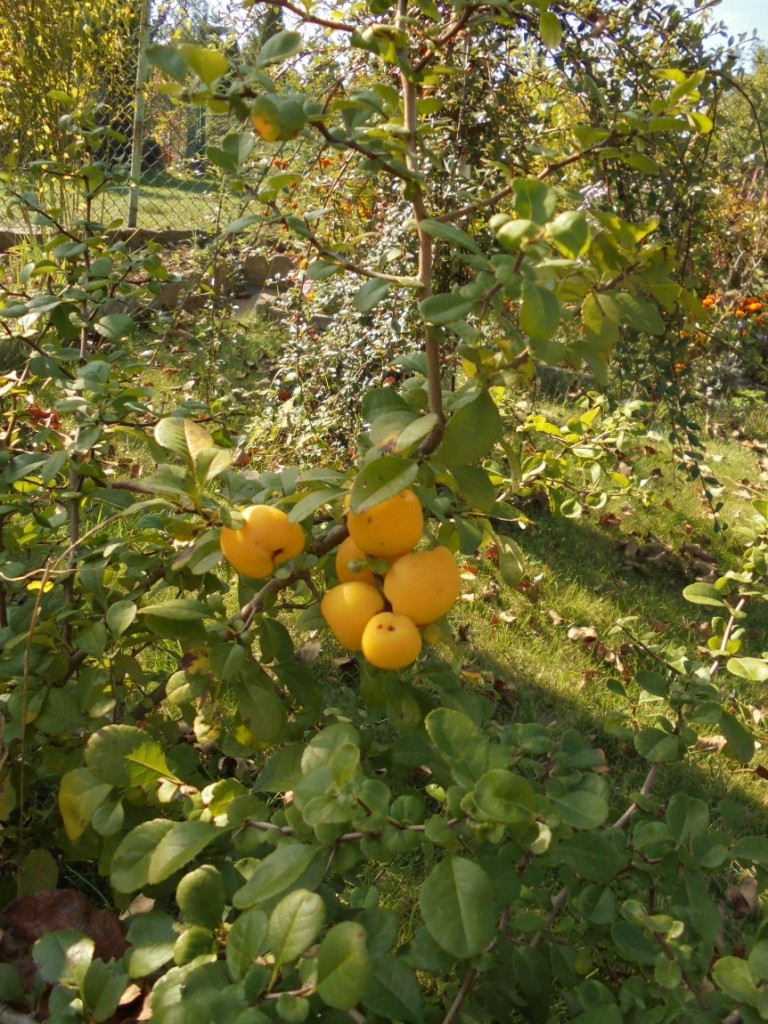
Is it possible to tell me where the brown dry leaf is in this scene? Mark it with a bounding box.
[480,582,500,602]
[0,890,128,990]
[726,875,759,918]
[593,749,611,774]
[295,641,322,664]
[460,592,477,603]
[695,735,727,753]
[547,609,565,626]
[499,610,517,624]
[753,764,768,781]
[568,625,599,643]
[484,543,499,566]
[598,512,621,529]
[457,623,471,643]
[516,579,540,602]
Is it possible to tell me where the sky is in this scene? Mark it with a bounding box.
[707,0,764,45]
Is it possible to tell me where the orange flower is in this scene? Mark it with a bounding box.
[745,299,763,313]
[735,309,746,318]
[702,294,717,308]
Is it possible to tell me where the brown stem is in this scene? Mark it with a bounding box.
[397,0,445,452]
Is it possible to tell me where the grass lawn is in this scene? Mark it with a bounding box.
[0,171,258,231]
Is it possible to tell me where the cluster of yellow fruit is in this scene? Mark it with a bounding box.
[218,491,461,672]
[219,504,305,579]
[321,489,461,671]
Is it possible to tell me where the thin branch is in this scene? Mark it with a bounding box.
[310,120,414,183]
[267,0,356,34]
[434,133,619,225]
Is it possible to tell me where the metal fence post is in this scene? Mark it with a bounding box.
[128,0,152,228]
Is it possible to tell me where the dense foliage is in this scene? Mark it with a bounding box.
[3,2,768,1022]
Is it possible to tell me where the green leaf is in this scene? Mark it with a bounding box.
[547,211,590,258]
[106,600,137,637]
[438,388,502,466]
[227,909,268,981]
[268,889,326,968]
[732,836,768,868]
[138,599,210,621]
[233,844,320,909]
[665,794,709,844]
[81,958,128,1023]
[425,708,490,789]
[419,292,475,325]
[610,921,657,965]
[235,675,288,746]
[85,725,181,788]
[95,314,135,341]
[287,487,340,523]
[177,865,226,929]
[559,832,629,882]
[420,856,496,958]
[419,219,482,255]
[726,657,768,682]
[450,465,497,513]
[209,642,247,681]
[539,9,563,48]
[257,30,303,66]
[33,931,94,988]
[497,535,525,587]
[720,710,755,763]
[223,213,261,234]
[364,955,424,1023]
[147,821,220,885]
[58,768,113,841]
[317,921,373,1011]
[111,820,174,892]
[581,292,620,357]
[520,280,561,343]
[349,455,418,513]
[682,582,728,608]
[472,769,536,824]
[712,957,760,1005]
[180,44,229,85]
[549,789,609,829]
[147,44,188,82]
[124,911,176,979]
[154,417,214,461]
[634,728,684,764]
[353,278,392,312]
[614,292,665,335]
[512,178,557,225]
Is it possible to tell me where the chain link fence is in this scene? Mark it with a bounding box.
[0,0,267,231]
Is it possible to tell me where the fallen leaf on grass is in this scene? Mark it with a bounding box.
[598,512,621,529]
[295,641,322,663]
[567,625,599,643]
